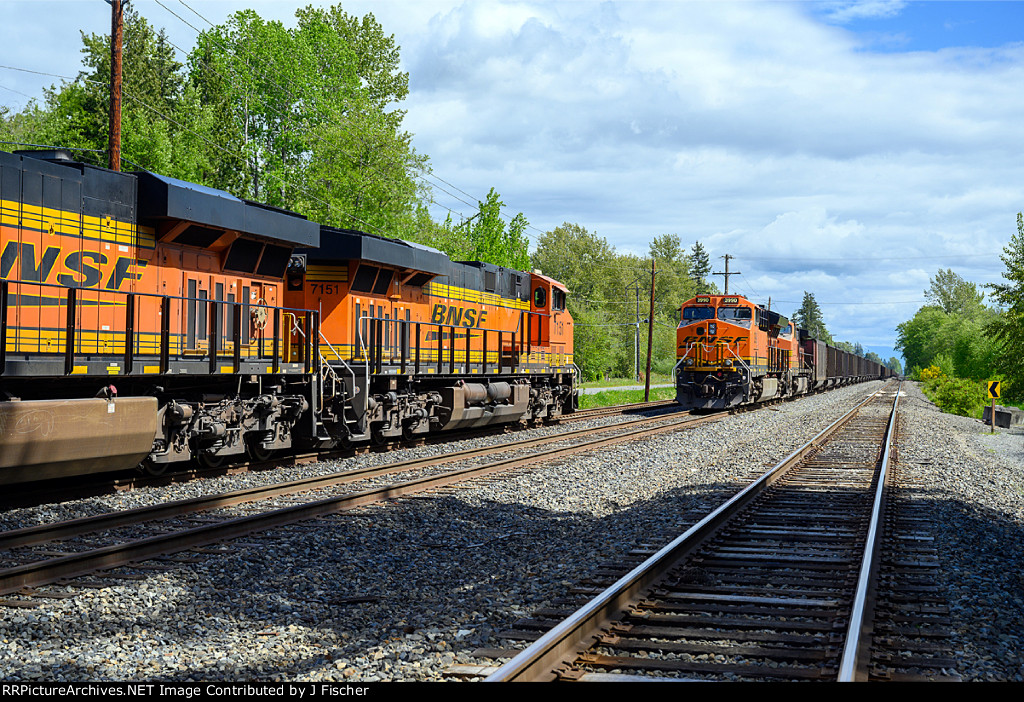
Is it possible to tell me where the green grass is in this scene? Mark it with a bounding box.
[577,386,677,409]
[578,373,673,390]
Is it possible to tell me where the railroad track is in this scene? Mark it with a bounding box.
[566,399,677,422]
[0,405,726,602]
[477,380,958,682]
[1,400,683,510]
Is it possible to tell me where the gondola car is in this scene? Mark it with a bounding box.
[675,294,888,410]
[0,148,576,483]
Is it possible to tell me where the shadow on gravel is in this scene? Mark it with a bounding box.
[1,478,743,682]
[8,458,1022,681]
[907,489,1024,682]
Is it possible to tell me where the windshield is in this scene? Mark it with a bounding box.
[682,307,715,322]
[717,306,752,327]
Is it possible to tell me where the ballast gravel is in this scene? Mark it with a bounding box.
[0,380,1020,682]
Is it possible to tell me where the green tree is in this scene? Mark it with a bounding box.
[925,268,985,316]
[10,6,184,171]
[986,213,1024,396]
[184,5,426,233]
[792,291,832,343]
[690,241,712,293]
[895,305,951,371]
[426,189,529,269]
[649,234,696,320]
[531,223,618,301]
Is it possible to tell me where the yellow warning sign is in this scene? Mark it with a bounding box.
[987,381,1001,399]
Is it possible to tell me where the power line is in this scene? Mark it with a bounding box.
[162,0,537,238]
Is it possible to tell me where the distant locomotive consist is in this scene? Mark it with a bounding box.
[0,149,576,484]
[675,294,890,410]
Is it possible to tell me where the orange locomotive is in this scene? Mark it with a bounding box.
[0,149,576,483]
[675,294,886,410]
[284,227,576,445]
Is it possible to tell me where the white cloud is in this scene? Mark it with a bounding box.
[822,1,909,24]
[4,0,1021,360]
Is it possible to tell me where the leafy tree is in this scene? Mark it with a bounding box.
[182,5,426,233]
[531,223,618,302]
[986,213,1024,396]
[895,305,954,372]
[925,268,985,316]
[886,357,903,375]
[426,189,529,269]
[649,234,697,320]
[792,291,832,343]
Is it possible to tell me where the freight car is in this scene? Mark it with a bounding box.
[0,148,576,484]
[674,294,889,410]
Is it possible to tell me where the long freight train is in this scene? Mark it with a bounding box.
[0,149,576,483]
[675,294,891,410]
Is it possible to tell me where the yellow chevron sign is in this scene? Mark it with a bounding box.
[987,381,1001,399]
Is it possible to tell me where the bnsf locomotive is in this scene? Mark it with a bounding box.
[675,294,890,410]
[0,149,576,483]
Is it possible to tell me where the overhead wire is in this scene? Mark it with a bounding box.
[161,0,536,237]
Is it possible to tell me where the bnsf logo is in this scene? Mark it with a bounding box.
[430,303,489,328]
[680,335,746,344]
[1,242,146,290]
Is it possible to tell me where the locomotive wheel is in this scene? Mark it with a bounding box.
[247,442,275,462]
[141,459,169,477]
[196,452,226,470]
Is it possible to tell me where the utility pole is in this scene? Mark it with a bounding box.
[714,254,741,294]
[107,0,124,171]
[634,283,641,382]
[644,259,656,401]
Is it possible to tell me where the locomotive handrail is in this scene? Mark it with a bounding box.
[723,342,752,374]
[317,328,358,423]
[0,277,318,376]
[355,313,524,378]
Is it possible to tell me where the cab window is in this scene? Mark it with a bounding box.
[552,288,566,311]
[533,286,547,308]
[682,306,715,322]
[717,306,752,326]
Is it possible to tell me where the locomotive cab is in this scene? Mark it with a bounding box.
[676,295,756,409]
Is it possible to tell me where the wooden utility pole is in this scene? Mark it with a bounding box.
[714,254,741,294]
[108,0,124,171]
[644,259,656,401]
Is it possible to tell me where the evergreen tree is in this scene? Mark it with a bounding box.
[793,291,832,343]
[986,213,1024,395]
[690,242,712,293]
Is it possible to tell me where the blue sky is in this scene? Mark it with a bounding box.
[813,1,1024,51]
[2,1,1023,365]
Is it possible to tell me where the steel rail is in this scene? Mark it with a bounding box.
[0,407,728,596]
[838,379,902,681]
[567,400,677,421]
[485,381,896,682]
[0,410,708,553]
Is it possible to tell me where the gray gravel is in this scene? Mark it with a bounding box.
[1,380,1019,682]
[895,382,1024,682]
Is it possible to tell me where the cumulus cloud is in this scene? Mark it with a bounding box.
[6,0,1021,360]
